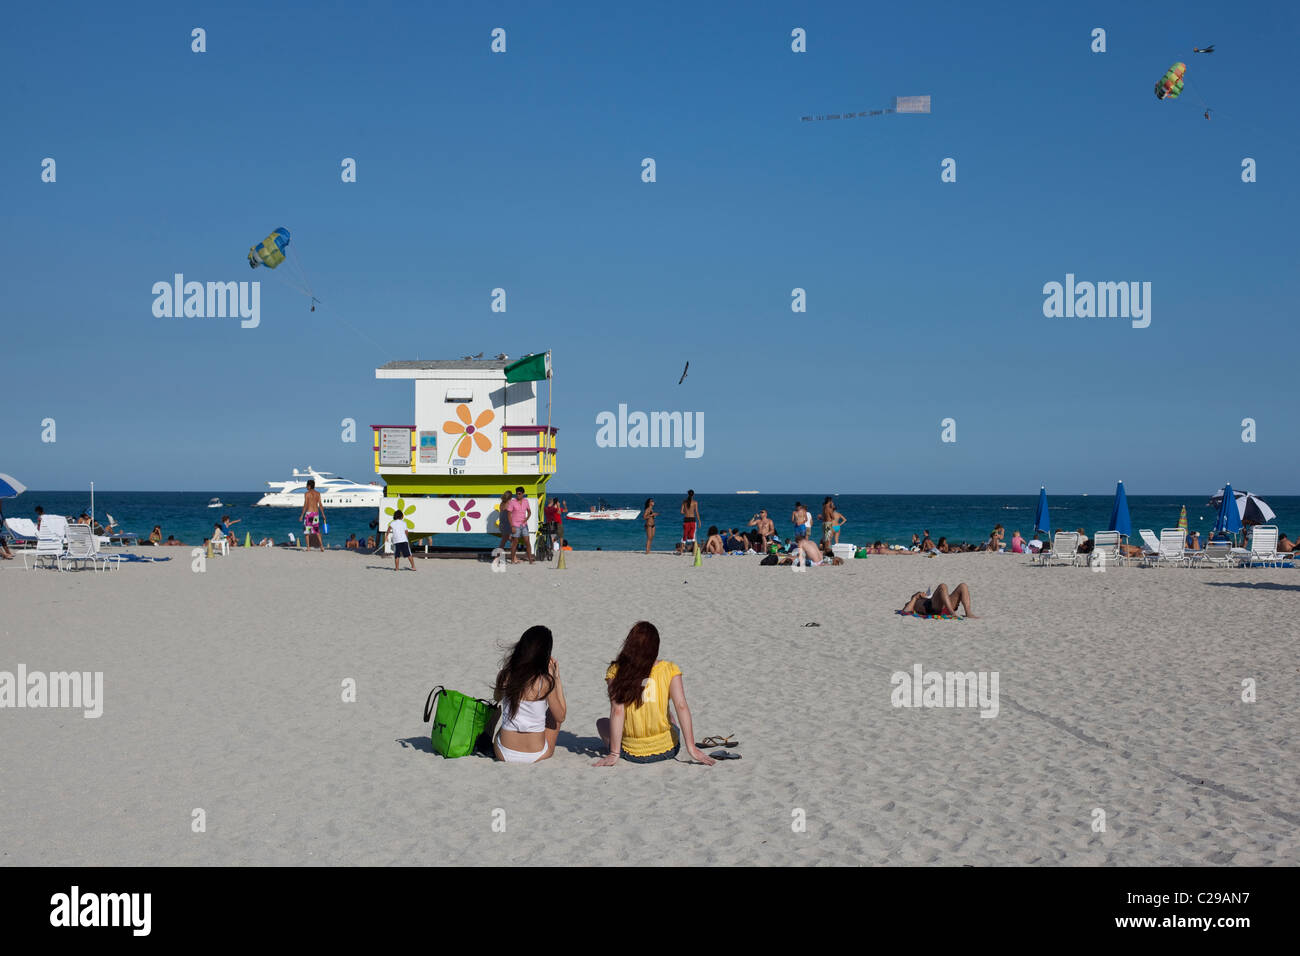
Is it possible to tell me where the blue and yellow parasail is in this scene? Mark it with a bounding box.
[248,227,290,269]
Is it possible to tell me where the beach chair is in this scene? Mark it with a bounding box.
[86,528,123,571]
[25,516,69,570]
[1137,529,1162,567]
[1156,528,1188,567]
[1242,526,1282,567]
[5,517,39,549]
[209,533,229,556]
[63,524,100,571]
[1197,540,1236,568]
[1046,531,1079,566]
[1091,530,1124,568]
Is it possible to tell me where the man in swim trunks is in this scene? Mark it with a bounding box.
[681,489,700,546]
[901,583,976,618]
[747,509,775,551]
[300,479,326,552]
[791,502,808,541]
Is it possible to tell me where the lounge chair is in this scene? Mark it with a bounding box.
[25,515,68,570]
[1196,540,1236,568]
[1241,526,1283,567]
[1156,528,1188,567]
[1091,530,1125,568]
[63,524,100,571]
[5,517,39,549]
[1137,529,1161,567]
[1046,531,1080,566]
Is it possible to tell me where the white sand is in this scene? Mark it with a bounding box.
[2,547,1296,866]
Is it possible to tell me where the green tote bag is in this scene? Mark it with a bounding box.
[423,686,498,758]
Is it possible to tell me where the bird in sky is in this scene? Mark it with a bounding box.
[1193,44,1214,53]
[678,362,689,384]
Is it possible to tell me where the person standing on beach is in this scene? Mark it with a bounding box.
[643,498,658,553]
[748,509,775,551]
[299,479,326,552]
[681,490,700,548]
[496,490,514,551]
[386,508,415,571]
[791,502,808,541]
[507,486,534,564]
[820,497,837,550]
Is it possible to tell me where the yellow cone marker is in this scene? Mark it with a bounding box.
[206,540,213,559]
[693,542,702,567]
[556,547,566,569]
[244,531,251,548]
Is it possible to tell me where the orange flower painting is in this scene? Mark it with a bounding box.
[443,404,494,457]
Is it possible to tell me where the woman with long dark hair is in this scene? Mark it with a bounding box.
[592,622,715,766]
[643,498,657,554]
[493,625,567,763]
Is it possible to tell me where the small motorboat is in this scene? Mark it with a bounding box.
[207,497,223,508]
[565,498,639,521]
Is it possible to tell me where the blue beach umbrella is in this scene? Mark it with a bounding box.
[1108,480,1132,539]
[1212,482,1242,538]
[1033,486,1051,539]
[0,473,26,499]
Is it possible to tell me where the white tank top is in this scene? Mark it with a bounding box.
[501,698,547,734]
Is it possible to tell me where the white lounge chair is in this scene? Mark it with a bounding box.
[1091,530,1125,567]
[5,517,39,549]
[209,533,229,557]
[1137,529,1161,566]
[1196,540,1236,568]
[1047,531,1080,566]
[63,524,99,570]
[25,515,68,570]
[1156,528,1188,567]
[1242,526,1283,567]
[86,528,123,570]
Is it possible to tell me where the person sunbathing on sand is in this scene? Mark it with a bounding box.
[901,583,976,617]
[704,526,724,555]
[593,621,714,767]
[493,625,566,764]
[778,538,843,566]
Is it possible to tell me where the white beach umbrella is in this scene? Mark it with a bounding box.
[1208,488,1276,524]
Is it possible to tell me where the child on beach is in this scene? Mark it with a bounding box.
[593,622,715,767]
[387,509,416,571]
[493,625,566,764]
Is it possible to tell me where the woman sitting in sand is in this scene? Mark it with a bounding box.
[149,525,162,545]
[901,583,976,618]
[704,526,724,555]
[493,625,567,764]
[593,622,715,767]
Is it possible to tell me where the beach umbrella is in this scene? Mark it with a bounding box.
[1177,505,1188,535]
[1209,488,1276,525]
[0,473,26,498]
[1033,486,1051,539]
[1107,480,1132,538]
[1212,483,1242,537]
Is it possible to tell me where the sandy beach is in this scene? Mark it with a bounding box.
[2,548,1296,866]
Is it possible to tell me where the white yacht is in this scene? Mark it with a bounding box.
[254,468,384,508]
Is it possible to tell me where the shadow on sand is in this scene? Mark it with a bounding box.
[1204,580,1300,592]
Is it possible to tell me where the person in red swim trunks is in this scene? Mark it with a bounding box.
[680,489,700,547]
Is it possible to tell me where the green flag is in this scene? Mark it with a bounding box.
[504,352,551,383]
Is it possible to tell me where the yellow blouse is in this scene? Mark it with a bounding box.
[605,659,681,756]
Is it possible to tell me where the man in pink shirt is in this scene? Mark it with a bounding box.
[506,486,535,564]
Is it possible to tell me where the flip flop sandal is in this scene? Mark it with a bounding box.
[802,622,821,627]
[709,750,742,760]
[700,735,739,748]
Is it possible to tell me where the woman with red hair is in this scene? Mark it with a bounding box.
[592,622,715,767]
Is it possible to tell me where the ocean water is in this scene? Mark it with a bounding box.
[7,491,1298,553]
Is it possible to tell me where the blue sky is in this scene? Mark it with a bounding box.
[2,1,1296,494]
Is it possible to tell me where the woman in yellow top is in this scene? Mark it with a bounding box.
[592,621,716,766]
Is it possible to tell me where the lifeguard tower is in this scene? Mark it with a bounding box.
[372,353,556,545]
